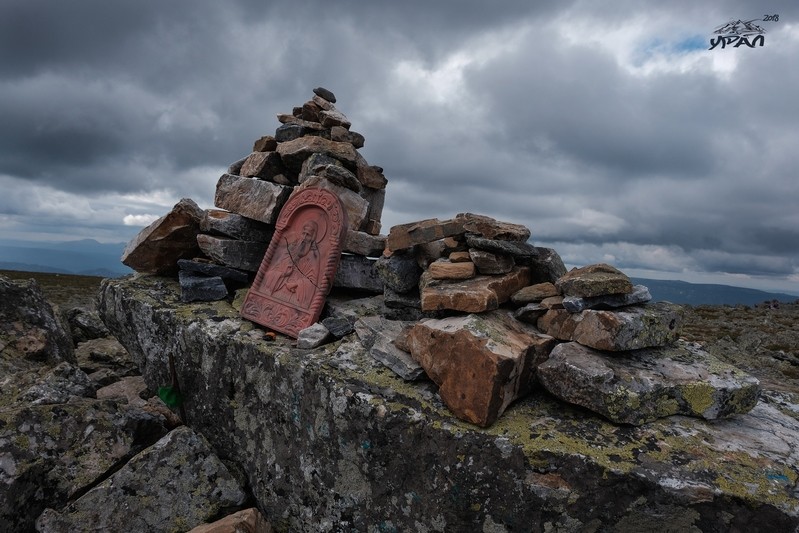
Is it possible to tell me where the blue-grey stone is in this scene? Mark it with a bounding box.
[178,271,228,302]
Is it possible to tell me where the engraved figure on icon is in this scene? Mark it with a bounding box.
[262,220,321,306]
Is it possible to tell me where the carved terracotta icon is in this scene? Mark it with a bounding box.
[242,188,347,337]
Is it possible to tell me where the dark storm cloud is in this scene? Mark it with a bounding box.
[0,0,796,289]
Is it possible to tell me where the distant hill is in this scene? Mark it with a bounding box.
[0,239,132,277]
[633,278,798,307]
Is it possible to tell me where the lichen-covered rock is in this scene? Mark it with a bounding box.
[354,316,424,381]
[375,252,422,293]
[538,302,683,351]
[35,426,247,533]
[555,263,633,298]
[528,247,568,283]
[74,336,139,386]
[188,507,272,533]
[1,275,75,364]
[65,307,110,344]
[96,275,799,531]
[562,284,652,313]
[0,399,167,532]
[537,341,762,425]
[511,282,560,305]
[407,311,557,427]
[21,361,95,405]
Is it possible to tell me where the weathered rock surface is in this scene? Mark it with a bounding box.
[562,284,652,312]
[556,263,633,298]
[201,209,274,242]
[343,230,385,257]
[538,302,683,351]
[96,275,799,531]
[74,336,139,386]
[538,341,763,425]
[406,311,556,427]
[427,259,476,280]
[333,254,383,294]
[386,217,465,251]
[468,249,514,275]
[188,508,272,533]
[36,426,247,533]
[178,258,250,284]
[459,212,531,241]
[528,247,567,283]
[65,307,110,344]
[197,234,268,272]
[239,151,288,181]
[179,271,229,302]
[214,174,292,224]
[511,282,559,305]
[276,136,358,171]
[1,275,75,364]
[121,198,204,275]
[465,235,538,260]
[297,322,332,349]
[420,267,530,313]
[375,252,421,293]
[354,316,424,380]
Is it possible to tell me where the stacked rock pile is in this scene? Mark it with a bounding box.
[122,87,388,301]
[120,88,761,430]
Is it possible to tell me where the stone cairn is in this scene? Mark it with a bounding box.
[122,88,761,429]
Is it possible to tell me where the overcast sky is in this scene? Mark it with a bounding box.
[1,1,797,293]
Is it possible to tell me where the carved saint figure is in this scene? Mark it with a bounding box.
[262,220,321,307]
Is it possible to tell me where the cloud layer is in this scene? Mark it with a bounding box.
[1,0,797,292]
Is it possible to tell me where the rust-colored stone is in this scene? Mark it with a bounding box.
[407,310,556,427]
[420,267,530,313]
[387,217,465,251]
[241,188,347,338]
[427,259,475,280]
[555,263,633,298]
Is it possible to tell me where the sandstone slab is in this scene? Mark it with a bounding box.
[511,282,559,305]
[556,263,633,298]
[354,152,388,190]
[406,310,556,427]
[240,151,288,181]
[331,125,365,148]
[537,341,762,425]
[214,174,292,224]
[537,302,683,351]
[428,259,476,280]
[197,234,268,272]
[563,284,652,313]
[201,209,274,242]
[35,426,247,533]
[465,235,538,260]
[253,135,277,152]
[387,217,465,251]
[121,198,204,275]
[469,249,514,275]
[458,213,531,241]
[276,136,358,171]
[420,267,530,313]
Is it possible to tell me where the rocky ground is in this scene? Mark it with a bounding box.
[2,269,797,531]
[0,271,271,533]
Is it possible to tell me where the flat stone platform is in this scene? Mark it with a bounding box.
[98,275,799,532]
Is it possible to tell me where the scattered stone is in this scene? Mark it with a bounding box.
[253,135,277,152]
[178,258,250,284]
[201,209,274,242]
[420,267,530,313]
[469,249,514,275]
[65,307,110,344]
[537,302,683,351]
[0,399,167,532]
[427,259,476,280]
[387,217,465,251]
[21,362,95,405]
[35,426,247,533]
[333,254,383,294]
[322,316,354,338]
[343,230,386,257]
[459,213,531,241]
[297,322,332,349]
[537,341,762,425]
[354,316,425,380]
[510,282,559,305]
[563,284,652,313]
[528,247,568,283]
[214,174,292,224]
[313,86,336,103]
[465,235,538,260]
[406,310,557,427]
[188,508,273,533]
[196,234,267,272]
[178,271,229,303]
[121,198,204,275]
[375,253,422,293]
[1,275,75,364]
[555,263,633,298]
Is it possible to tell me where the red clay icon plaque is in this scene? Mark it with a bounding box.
[241,188,347,337]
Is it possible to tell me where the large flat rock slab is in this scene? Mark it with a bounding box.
[420,267,530,313]
[97,275,799,531]
[538,341,762,425]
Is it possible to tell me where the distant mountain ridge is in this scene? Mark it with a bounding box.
[0,239,132,277]
[633,278,798,307]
